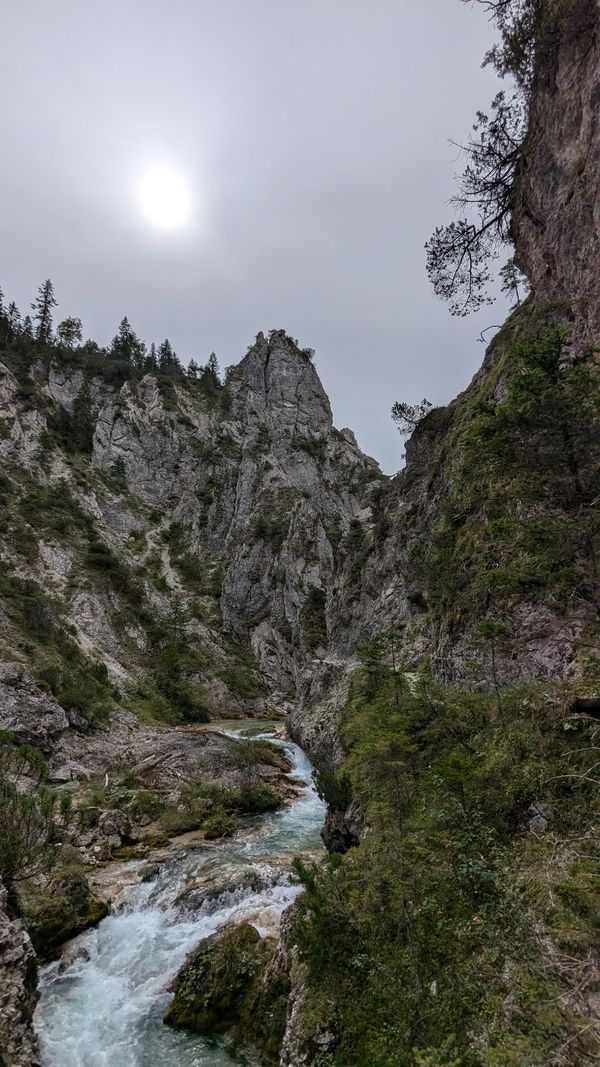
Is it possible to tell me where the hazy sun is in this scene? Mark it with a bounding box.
[139,166,191,230]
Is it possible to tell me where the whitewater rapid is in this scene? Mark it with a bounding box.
[34,725,325,1067]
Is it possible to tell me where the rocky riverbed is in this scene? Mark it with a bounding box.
[34,724,325,1066]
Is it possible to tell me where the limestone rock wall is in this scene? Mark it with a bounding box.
[513,0,600,337]
[0,880,41,1067]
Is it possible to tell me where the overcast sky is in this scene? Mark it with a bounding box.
[1,0,507,473]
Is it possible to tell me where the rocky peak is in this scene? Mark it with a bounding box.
[229,330,333,437]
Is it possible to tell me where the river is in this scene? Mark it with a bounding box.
[34,724,325,1067]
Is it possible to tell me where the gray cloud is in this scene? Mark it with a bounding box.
[1,0,507,472]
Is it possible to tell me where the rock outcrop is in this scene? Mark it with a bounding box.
[164,922,289,1063]
[0,880,41,1067]
[513,0,600,338]
[0,663,68,754]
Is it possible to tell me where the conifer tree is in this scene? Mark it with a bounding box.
[110,317,145,369]
[198,351,221,398]
[7,303,20,335]
[31,279,58,342]
[158,338,177,370]
[158,339,182,378]
[391,399,432,437]
[145,342,158,373]
[207,351,221,385]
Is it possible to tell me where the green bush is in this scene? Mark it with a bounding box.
[291,433,327,462]
[0,741,64,913]
[86,541,120,570]
[18,481,88,537]
[153,641,212,723]
[253,514,290,549]
[160,796,213,836]
[300,586,327,650]
[233,783,279,813]
[203,810,237,839]
[130,789,165,820]
[313,765,352,811]
[219,653,264,700]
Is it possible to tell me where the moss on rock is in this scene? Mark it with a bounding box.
[22,868,109,960]
[164,922,289,1063]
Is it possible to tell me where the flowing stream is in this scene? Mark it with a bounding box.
[35,724,325,1067]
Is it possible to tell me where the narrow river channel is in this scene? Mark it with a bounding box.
[35,724,325,1067]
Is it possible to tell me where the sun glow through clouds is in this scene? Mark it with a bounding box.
[138,166,192,230]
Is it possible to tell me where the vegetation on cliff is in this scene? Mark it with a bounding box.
[290,655,599,1065]
[0,279,229,401]
[271,303,600,1064]
[407,308,600,631]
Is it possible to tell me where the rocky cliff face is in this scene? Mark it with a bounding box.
[0,879,41,1067]
[294,0,600,741]
[1,306,598,771]
[3,264,596,776]
[0,328,381,772]
[90,330,378,687]
[513,0,600,338]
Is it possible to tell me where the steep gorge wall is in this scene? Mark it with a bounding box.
[513,0,600,337]
[0,0,598,840]
[0,329,381,769]
[0,879,41,1067]
[288,0,600,755]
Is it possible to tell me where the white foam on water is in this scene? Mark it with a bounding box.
[35,732,325,1067]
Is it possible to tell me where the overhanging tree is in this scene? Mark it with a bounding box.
[425,0,542,315]
[426,90,527,316]
[391,399,432,437]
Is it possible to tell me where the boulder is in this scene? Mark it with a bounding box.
[21,868,109,960]
[164,921,288,1063]
[0,662,68,754]
[164,922,269,1034]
